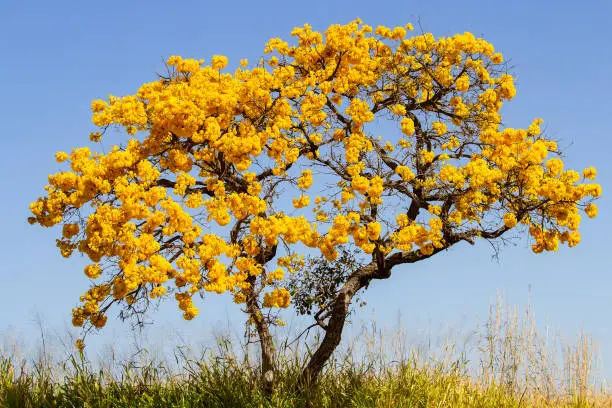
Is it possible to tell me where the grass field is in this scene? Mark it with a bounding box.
[1,296,610,407]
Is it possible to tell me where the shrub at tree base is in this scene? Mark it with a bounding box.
[29,19,601,387]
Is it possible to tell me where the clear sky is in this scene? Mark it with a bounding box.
[1,0,610,376]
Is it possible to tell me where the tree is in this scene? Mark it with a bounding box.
[29,20,601,389]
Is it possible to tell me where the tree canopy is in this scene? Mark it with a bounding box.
[29,19,600,384]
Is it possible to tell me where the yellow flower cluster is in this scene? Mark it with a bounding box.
[297,169,313,189]
[400,118,415,135]
[263,288,291,308]
[395,166,415,182]
[367,176,384,205]
[503,213,518,228]
[432,122,447,136]
[250,214,319,247]
[439,164,466,187]
[293,194,310,208]
[175,292,199,320]
[346,98,374,125]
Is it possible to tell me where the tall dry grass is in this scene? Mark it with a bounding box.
[0,294,610,407]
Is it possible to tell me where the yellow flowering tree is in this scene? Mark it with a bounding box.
[29,20,600,387]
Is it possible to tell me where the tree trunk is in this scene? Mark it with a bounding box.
[246,286,276,395]
[257,318,276,395]
[246,244,278,395]
[301,261,383,386]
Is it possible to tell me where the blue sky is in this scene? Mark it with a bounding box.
[1,0,610,375]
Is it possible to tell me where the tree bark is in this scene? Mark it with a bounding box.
[246,286,276,395]
[244,244,278,395]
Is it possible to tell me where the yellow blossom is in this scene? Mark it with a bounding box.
[55,151,69,163]
[292,194,310,208]
[211,55,228,70]
[263,288,291,308]
[503,213,517,228]
[585,203,598,218]
[297,169,313,189]
[583,166,597,180]
[400,117,415,135]
[432,121,447,136]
